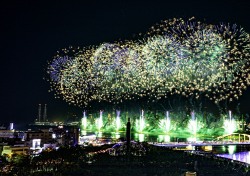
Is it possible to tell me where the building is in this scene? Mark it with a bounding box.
[25,129,54,146]
[1,145,29,157]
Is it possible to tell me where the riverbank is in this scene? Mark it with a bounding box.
[1,144,249,176]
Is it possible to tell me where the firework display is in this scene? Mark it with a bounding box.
[47,17,250,107]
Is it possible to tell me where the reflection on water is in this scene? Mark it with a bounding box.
[81,131,250,164]
[115,133,120,139]
[138,134,145,142]
[133,134,171,143]
[81,131,205,143]
[134,133,145,142]
[217,151,250,164]
[110,132,120,139]
[97,132,102,138]
[228,145,236,155]
[157,135,170,143]
[212,145,237,154]
[81,130,87,136]
[187,137,197,142]
[214,145,250,164]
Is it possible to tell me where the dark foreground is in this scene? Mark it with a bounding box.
[1,144,249,176]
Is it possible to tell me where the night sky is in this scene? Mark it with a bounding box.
[1,0,250,125]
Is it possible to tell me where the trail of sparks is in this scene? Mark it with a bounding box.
[47,18,250,107]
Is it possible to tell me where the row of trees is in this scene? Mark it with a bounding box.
[0,144,113,175]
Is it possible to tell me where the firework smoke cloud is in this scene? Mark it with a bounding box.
[47,17,250,107]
